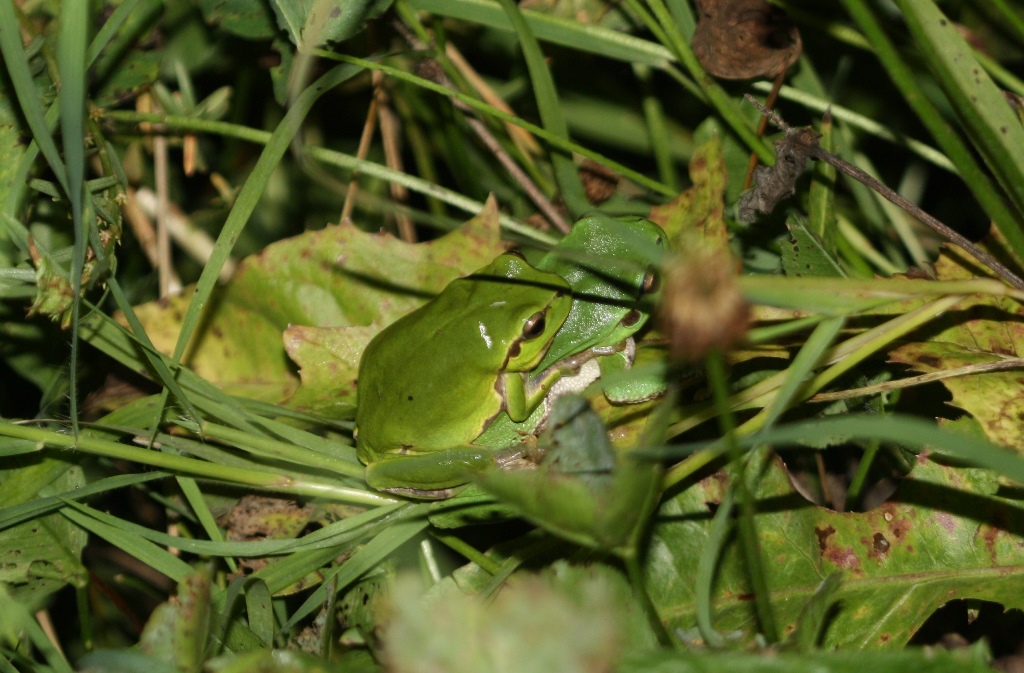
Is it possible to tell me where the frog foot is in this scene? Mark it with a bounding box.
[381,485,466,500]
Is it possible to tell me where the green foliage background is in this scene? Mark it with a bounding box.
[2,1,1024,671]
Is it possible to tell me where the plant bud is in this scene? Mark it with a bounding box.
[658,250,750,363]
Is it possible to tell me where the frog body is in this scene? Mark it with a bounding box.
[355,253,573,495]
[354,216,669,497]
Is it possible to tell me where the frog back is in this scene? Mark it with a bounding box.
[355,259,570,458]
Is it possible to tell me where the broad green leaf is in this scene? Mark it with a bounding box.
[0,463,87,610]
[283,324,376,417]
[269,0,394,50]
[90,0,163,108]
[889,245,1024,449]
[93,49,162,108]
[648,454,1024,648]
[781,215,845,278]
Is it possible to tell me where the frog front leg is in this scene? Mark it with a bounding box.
[364,446,527,499]
[502,344,614,421]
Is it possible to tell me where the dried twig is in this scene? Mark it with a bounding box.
[742,95,1024,290]
[809,357,1024,402]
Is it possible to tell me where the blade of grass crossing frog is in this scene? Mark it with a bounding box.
[495,0,589,217]
[535,215,668,370]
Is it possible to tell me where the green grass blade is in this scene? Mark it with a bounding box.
[58,2,88,434]
[759,316,845,432]
[3,0,156,228]
[175,475,235,572]
[644,0,773,163]
[0,421,388,506]
[319,52,676,197]
[60,502,196,583]
[495,0,588,216]
[977,0,1024,48]
[0,473,164,531]
[0,1,69,194]
[893,0,1024,250]
[57,498,401,558]
[280,508,430,633]
[659,414,1024,483]
[841,0,1024,258]
[169,62,361,365]
[406,0,673,67]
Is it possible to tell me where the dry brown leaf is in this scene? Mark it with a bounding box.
[692,0,802,80]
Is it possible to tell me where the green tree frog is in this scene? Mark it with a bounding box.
[355,253,583,497]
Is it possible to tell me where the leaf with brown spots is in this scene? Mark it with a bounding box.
[691,0,802,80]
[647,452,1024,647]
[283,324,377,417]
[224,495,323,591]
[650,136,729,252]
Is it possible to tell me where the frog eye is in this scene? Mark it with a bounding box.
[621,309,641,328]
[641,267,659,294]
[521,311,547,340]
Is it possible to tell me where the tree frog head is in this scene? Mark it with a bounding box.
[469,252,573,374]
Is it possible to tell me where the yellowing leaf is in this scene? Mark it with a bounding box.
[889,244,1024,449]
[126,198,505,404]
[650,136,729,252]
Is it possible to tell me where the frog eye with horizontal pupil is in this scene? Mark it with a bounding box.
[521,312,547,339]
[641,267,659,294]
